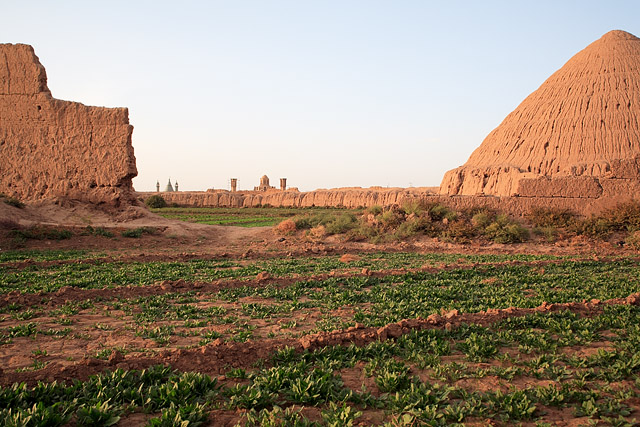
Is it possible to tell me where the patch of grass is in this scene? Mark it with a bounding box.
[9,226,72,241]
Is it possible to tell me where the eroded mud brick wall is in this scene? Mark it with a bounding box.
[0,44,137,206]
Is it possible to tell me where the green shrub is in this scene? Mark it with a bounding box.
[471,211,494,229]
[401,200,425,216]
[379,210,401,229]
[324,213,358,234]
[84,226,114,238]
[429,203,453,221]
[573,216,613,238]
[346,223,379,242]
[292,212,358,235]
[121,227,157,238]
[393,220,421,240]
[367,205,383,215]
[483,215,529,243]
[292,216,313,230]
[145,195,168,209]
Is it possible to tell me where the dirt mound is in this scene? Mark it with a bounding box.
[441,30,640,197]
[0,44,137,206]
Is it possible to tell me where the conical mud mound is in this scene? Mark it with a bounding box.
[440,30,640,197]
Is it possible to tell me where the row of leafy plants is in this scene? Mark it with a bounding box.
[3,257,640,357]
[2,305,640,425]
[0,251,562,294]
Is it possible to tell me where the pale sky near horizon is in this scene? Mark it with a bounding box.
[4,1,640,192]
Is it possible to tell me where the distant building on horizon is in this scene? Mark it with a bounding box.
[252,175,287,192]
[158,179,178,192]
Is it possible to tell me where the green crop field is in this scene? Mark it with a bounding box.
[150,207,359,227]
[1,249,639,425]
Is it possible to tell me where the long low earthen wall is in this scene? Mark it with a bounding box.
[139,186,640,217]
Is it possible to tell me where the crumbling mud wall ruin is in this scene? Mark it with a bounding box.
[0,44,137,206]
[440,30,640,205]
[143,187,438,209]
[142,187,628,217]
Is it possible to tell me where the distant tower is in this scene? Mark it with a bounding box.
[230,178,238,192]
[174,181,179,191]
[280,178,287,191]
[156,181,160,193]
[164,179,174,192]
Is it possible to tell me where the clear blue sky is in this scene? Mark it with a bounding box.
[4,1,640,191]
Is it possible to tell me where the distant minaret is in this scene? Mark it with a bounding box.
[175,181,179,191]
[230,178,238,192]
[156,181,160,192]
[280,178,287,191]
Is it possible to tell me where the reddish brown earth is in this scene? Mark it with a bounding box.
[0,44,137,206]
[1,279,637,388]
[1,215,639,425]
[441,30,640,198]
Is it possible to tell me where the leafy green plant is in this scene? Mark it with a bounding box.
[244,406,318,426]
[322,402,362,427]
[375,368,411,393]
[1,402,71,427]
[457,332,498,362]
[75,401,121,426]
[146,403,208,427]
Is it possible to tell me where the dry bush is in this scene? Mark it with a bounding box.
[275,219,297,234]
[626,230,640,250]
[529,207,576,228]
[309,225,326,239]
[440,219,476,243]
[603,200,640,231]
